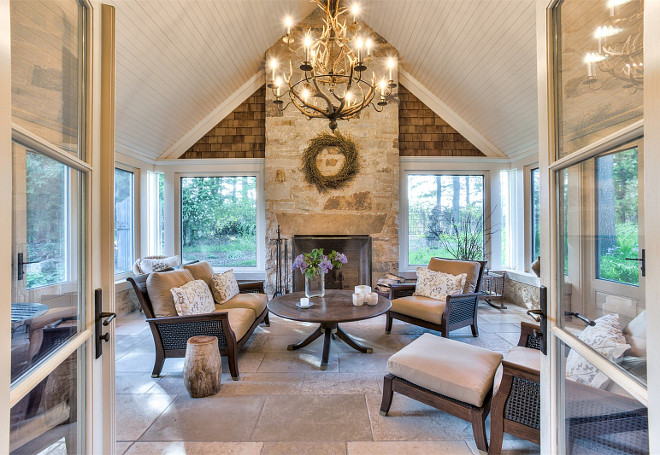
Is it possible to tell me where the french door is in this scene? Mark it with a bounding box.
[538,0,659,453]
[1,0,117,452]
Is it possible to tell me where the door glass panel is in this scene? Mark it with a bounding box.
[557,146,645,385]
[10,0,85,157]
[558,340,648,454]
[10,345,84,454]
[407,174,485,266]
[12,142,83,384]
[114,168,134,275]
[181,176,258,267]
[531,168,541,262]
[553,0,643,159]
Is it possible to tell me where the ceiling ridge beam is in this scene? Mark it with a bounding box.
[399,69,507,158]
[158,70,264,160]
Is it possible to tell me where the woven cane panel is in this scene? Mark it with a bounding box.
[240,289,260,294]
[392,288,415,299]
[448,296,476,325]
[504,377,540,429]
[568,409,648,455]
[525,333,542,350]
[158,320,228,351]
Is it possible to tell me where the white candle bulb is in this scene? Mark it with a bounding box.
[366,38,372,56]
[269,58,278,81]
[304,34,312,48]
[302,88,310,102]
[351,3,359,22]
[379,79,387,95]
[356,37,363,61]
[387,57,396,81]
[284,16,293,35]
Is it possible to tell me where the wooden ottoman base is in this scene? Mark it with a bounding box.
[380,373,493,452]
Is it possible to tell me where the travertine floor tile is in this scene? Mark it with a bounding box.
[257,352,339,373]
[116,394,176,441]
[301,372,380,394]
[348,440,472,455]
[252,394,372,442]
[338,353,390,373]
[233,372,303,395]
[115,441,132,455]
[125,441,263,455]
[115,372,160,394]
[261,441,346,455]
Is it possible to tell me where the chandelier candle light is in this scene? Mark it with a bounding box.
[268,0,397,131]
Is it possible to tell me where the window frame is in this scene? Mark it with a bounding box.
[522,163,540,273]
[113,163,140,279]
[174,170,265,275]
[399,167,491,274]
[530,166,541,263]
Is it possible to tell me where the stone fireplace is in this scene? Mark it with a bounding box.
[292,235,372,292]
[263,8,400,294]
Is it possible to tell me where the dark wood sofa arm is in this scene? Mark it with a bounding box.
[389,283,416,300]
[238,281,265,294]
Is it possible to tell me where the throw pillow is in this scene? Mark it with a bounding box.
[135,255,180,274]
[170,279,215,316]
[146,269,194,317]
[565,313,631,389]
[413,267,467,301]
[210,270,240,304]
[182,261,215,286]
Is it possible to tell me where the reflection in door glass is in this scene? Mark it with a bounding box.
[557,148,645,386]
[559,340,648,454]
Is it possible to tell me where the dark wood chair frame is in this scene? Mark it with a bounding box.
[127,270,269,380]
[380,370,494,452]
[385,258,487,337]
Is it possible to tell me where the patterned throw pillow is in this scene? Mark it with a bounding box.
[565,313,631,389]
[210,270,240,304]
[135,255,179,274]
[413,267,467,301]
[170,279,215,316]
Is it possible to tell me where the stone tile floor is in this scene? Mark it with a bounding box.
[115,303,540,455]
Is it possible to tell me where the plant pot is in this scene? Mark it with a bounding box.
[305,272,325,298]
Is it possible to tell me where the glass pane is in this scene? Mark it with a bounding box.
[557,147,645,386]
[159,173,165,253]
[554,0,643,159]
[12,143,83,384]
[500,170,511,268]
[595,149,638,285]
[10,0,84,157]
[559,340,648,454]
[407,175,485,266]
[181,176,257,267]
[531,168,540,262]
[114,168,134,274]
[10,345,84,454]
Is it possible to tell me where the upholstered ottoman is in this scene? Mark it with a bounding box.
[380,333,503,452]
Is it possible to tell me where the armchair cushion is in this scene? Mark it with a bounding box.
[217,293,268,319]
[147,269,194,317]
[390,295,446,325]
[216,308,254,340]
[413,267,467,300]
[210,270,240,304]
[623,310,646,357]
[170,279,215,316]
[387,333,503,407]
[428,258,482,293]
[182,261,215,286]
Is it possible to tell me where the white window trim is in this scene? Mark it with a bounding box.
[398,156,510,275]
[158,159,266,279]
[113,163,140,279]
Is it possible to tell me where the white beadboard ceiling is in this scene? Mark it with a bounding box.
[109,0,537,161]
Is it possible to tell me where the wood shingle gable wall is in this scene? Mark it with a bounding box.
[398,85,485,157]
[181,85,266,159]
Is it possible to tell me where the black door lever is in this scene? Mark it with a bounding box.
[625,249,645,277]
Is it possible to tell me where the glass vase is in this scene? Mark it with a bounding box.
[304,272,325,298]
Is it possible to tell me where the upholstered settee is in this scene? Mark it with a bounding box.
[127,261,269,380]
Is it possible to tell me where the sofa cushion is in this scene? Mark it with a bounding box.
[216,307,254,341]
[216,293,268,319]
[147,269,194,317]
[210,270,240,304]
[623,310,646,357]
[387,333,503,407]
[183,261,215,286]
[428,258,482,293]
[170,279,215,316]
[413,267,467,300]
[391,295,446,324]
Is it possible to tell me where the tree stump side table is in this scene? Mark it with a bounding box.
[183,335,222,398]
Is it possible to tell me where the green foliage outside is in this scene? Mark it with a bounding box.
[599,223,639,285]
[26,152,67,289]
[181,176,257,267]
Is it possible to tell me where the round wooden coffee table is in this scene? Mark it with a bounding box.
[268,290,391,370]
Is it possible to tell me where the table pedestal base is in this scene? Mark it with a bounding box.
[287,322,373,370]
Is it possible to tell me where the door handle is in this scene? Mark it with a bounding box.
[528,286,548,355]
[95,289,116,359]
[564,311,596,326]
[527,309,543,323]
[17,252,40,281]
[624,249,645,277]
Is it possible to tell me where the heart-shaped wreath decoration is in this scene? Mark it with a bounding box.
[301,131,360,193]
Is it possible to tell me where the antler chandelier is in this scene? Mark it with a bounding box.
[584,0,643,91]
[268,0,396,131]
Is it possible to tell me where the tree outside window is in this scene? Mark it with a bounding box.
[531,168,540,263]
[114,168,134,274]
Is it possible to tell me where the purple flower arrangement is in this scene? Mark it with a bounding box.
[293,248,348,279]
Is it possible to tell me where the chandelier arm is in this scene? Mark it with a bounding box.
[310,75,337,115]
[289,88,332,118]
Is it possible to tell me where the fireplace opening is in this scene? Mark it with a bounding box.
[292,235,372,292]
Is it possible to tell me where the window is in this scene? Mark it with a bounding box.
[114,168,134,274]
[531,167,540,262]
[407,174,485,266]
[147,171,165,256]
[500,170,513,269]
[595,148,639,286]
[180,176,257,267]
